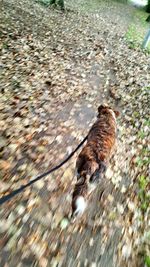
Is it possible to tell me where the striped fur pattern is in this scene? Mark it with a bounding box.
[71,104,119,220]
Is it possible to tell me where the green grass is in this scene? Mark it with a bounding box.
[2,42,9,49]
[138,174,150,266]
[145,255,150,267]
[34,0,51,6]
[125,8,150,52]
[144,118,150,127]
[138,175,150,212]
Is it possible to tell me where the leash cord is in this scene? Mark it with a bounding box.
[0,135,88,206]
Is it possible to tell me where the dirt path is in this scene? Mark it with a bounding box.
[0,1,149,267]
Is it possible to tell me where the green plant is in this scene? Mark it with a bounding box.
[138,131,146,139]
[138,175,150,212]
[35,0,51,6]
[2,42,9,49]
[145,255,150,267]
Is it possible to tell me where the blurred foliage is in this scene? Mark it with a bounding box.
[146,0,150,12]
[125,8,150,53]
[35,0,64,9]
[35,0,51,6]
[145,255,150,267]
[138,175,149,212]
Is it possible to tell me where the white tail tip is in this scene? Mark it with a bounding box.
[73,196,87,217]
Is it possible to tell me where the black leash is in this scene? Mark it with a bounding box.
[0,135,88,206]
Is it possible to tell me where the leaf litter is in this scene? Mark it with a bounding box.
[0,0,150,266]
